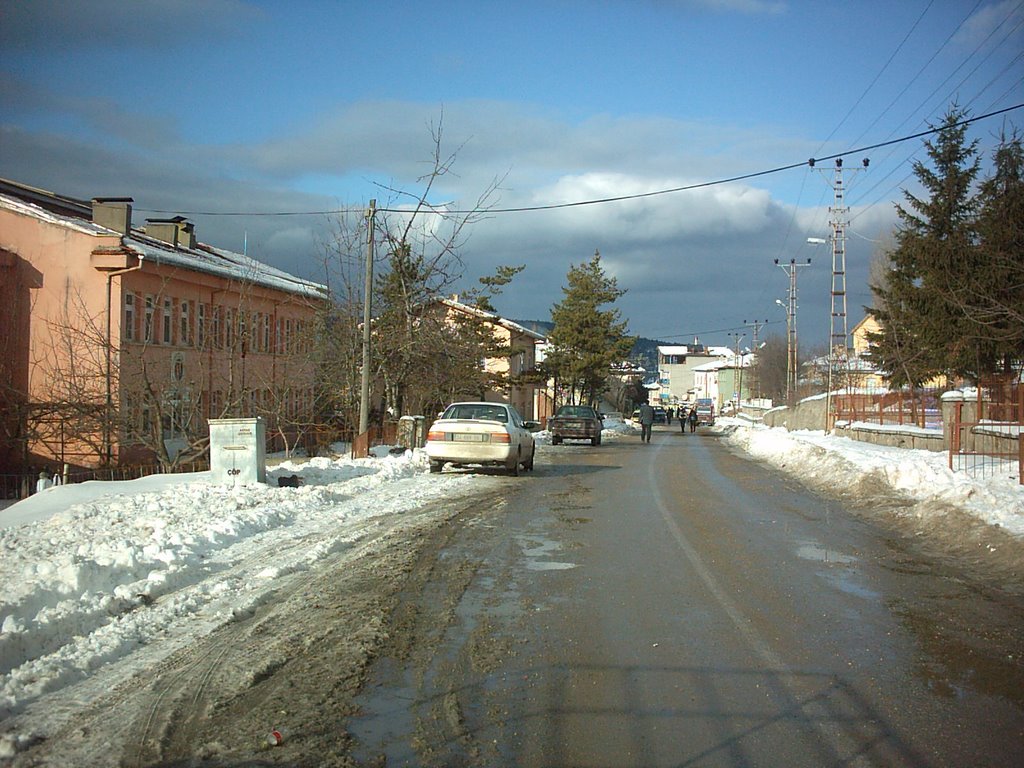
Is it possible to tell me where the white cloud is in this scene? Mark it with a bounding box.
[954,1,1024,49]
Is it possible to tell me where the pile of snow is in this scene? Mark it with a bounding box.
[0,446,473,730]
[721,419,1024,536]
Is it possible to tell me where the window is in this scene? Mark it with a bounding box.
[226,308,235,350]
[212,306,222,350]
[144,296,155,343]
[262,314,270,353]
[124,293,135,342]
[239,311,247,355]
[197,303,206,348]
[162,298,172,345]
[180,301,190,346]
[285,319,292,354]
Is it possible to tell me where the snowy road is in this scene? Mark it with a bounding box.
[348,424,1024,767]
[2,419,1022,766]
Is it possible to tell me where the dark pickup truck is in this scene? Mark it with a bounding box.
[549,405,603,446]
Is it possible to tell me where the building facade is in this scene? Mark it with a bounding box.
[0,179,327,473]
[437,298,547,421]
[653,344,732,405]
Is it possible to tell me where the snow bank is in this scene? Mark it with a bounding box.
[721,420,1024,536]
[0,448,470,720]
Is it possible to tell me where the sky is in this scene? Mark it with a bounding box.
[1,416,1021,758]
[1,0,1022,348]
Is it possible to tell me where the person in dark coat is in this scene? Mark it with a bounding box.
[638,402,655,443]
[679,406,688,433]
[688,407,698,433]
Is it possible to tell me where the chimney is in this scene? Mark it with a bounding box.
[91,197,133,235]
[145,216,196,249]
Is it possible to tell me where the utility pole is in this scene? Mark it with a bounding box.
[728,332,745,414]
[774,257,811,405]
[743,319,767,399]
[358,199,376,436]
[812,157,868,430]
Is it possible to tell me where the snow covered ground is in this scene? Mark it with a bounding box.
[1,416,1021,757]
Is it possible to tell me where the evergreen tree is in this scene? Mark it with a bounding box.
[968,129,1024,375]
[867,106,982,384]
[547,250,634,406]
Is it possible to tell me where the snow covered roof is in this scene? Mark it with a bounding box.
[0,186,328,301]
[692,353,755,371]
[124,236,327,300]
[0,190,113,238]
[438,297,547,341]
[658,344,734,359]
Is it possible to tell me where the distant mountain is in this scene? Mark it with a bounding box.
[513,319,665,372]
[513,319,554,335]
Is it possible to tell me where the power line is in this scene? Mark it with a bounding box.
[137,103,1024,220]
[815,0,937,155]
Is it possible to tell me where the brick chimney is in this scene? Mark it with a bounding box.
[91,197,133,235]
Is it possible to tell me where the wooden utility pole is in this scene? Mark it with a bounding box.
[358,200,376,435]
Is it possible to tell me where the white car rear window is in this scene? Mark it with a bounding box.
[444,405,508,423]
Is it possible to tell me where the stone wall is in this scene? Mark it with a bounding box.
[762,396,828,432]
[761,390,1019,458]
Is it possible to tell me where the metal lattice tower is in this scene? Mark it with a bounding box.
[815,156,868,428]
[775,258,811,404]
[828,159,850,368]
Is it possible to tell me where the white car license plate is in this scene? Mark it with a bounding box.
[452,433,485,442]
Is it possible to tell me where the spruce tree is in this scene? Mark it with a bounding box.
[547,250,634,406]
[970,129,1024,375]
[867,106,981,384]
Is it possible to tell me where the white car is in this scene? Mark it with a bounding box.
[425,401,538,476]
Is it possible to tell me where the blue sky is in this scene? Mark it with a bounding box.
[2,0,1022,348]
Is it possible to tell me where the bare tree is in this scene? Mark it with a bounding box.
[320,114,509,423]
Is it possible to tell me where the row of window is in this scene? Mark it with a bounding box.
[122,386,317,439]
[123,293,311,355]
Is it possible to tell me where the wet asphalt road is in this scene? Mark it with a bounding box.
[349,425,1024,767]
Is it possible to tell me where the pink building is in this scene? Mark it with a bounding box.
[0,179,328,473]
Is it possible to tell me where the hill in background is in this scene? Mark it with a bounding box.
[513,319,664,373]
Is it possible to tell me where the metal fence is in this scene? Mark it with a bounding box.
[833,388,945,430]
[350,422,399,459]
[949,378,1022,484]
[1,460,211,504]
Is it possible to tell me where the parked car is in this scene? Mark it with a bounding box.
[548,405,603,446]
[425,401,538,476]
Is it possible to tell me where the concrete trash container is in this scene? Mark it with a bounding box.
[209,417,267,485]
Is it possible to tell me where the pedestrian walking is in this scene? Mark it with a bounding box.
[638,402,655,443]
[679,406,688,433]
[688,407,698,433]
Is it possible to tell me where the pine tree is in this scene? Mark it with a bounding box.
[547,251,634,406]
[867,106,982,384]
[968,129,1024,375]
